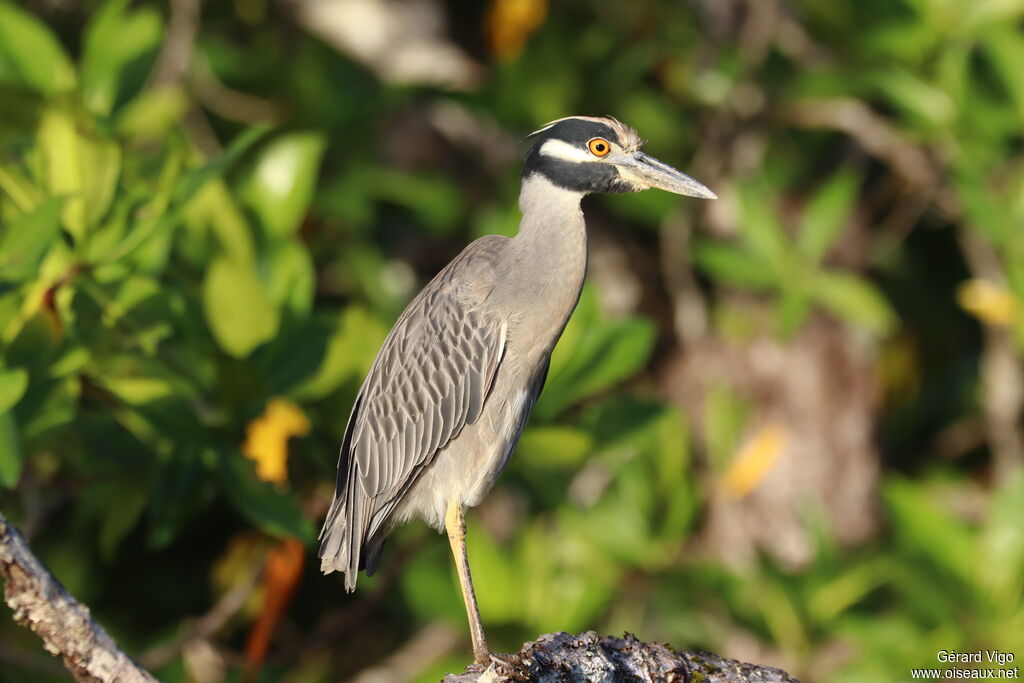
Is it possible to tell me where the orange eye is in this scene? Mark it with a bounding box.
[588,138,611,157]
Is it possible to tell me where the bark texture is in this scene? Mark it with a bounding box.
[444,631,799,683]
[0,511,157,683]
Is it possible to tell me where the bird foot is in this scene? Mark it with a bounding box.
[469,649,511,669]
[487,651,512,666]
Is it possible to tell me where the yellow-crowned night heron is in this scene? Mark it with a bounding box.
[319,116,715,663]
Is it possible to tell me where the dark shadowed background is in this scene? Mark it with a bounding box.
[0,0,1022,681]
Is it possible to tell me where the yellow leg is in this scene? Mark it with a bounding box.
[445,498,492,665]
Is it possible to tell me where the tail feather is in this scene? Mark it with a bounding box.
[318,463,371,592]
[320,396,365,590]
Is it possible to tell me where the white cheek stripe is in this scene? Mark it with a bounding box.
[538,139,600,163]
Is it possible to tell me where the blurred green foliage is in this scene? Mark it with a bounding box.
[0,1,1023,682]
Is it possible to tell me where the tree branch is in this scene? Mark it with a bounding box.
[444,631,798,682]
[2,512,797,682]
[0,511,157,683]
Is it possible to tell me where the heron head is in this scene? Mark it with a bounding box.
[522,116,716,199]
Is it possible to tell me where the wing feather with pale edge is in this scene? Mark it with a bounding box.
[318,237,508,590]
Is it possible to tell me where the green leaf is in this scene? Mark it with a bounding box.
[812,270,895,335]
[467,519,519,622]
[703,385,750,471]
[148,452,203,548]
[369,169,465,236]
[242,132,326,238]
[517,426,594,468]
[876,67,956,129]
[798,171,859,265]
[778,288,812,337]
[0,411,21,488]
[17,375,79,441]
[0,197,62,281]
[203,256,280,357]
[0,368,28,413]
[80,0,163,116]
[174,126,271,206]
[399,542,463,622]
[538,299,656,420]
[885,477,978,587]
[218,450,315,542]
[99,486,146,559]
[264,239,315,317]
[984,28,1024,129]
[738,183,790,271]
[295,307,388,400]
[0,1,75,95]
[37,107,121,240]
[692,242,776,289]
[0,163,42,213]
[114,87,189,141]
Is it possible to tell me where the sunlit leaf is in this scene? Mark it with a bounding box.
[812,271,896,335]
[174,126,272,208]
[538,305,656,420]
[80,0,163,116]
[876,68,956,129]
[295,307,388,400]
[0,368,29,413]
[183,180,255,265]
[468,519,519,622]
[264,239,315,317]
[0,163,42,213]
[517,425,593,468]
[202,256,280,357]
[115,86,189,141]
[241,132,326,239]
[0,1,75,95]
[37,107,121,240]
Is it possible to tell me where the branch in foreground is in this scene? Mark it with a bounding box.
[0,511,157,683]
[2,509,797,682]
[445,631,799,683]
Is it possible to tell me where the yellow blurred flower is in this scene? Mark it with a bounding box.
[485,0,548,61]
[243,398,311,485]
[722,423,788,500]
[957,279,1018,327]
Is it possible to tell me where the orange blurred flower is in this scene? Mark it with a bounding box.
[485,0,548,61]
[245,537,306,677]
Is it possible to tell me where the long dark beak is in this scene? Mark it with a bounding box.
[629,152,717,199]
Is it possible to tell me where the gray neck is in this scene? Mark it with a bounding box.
[507,173,588,343]
[515,173,585,239]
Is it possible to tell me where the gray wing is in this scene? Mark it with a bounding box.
[319,236,508,590]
